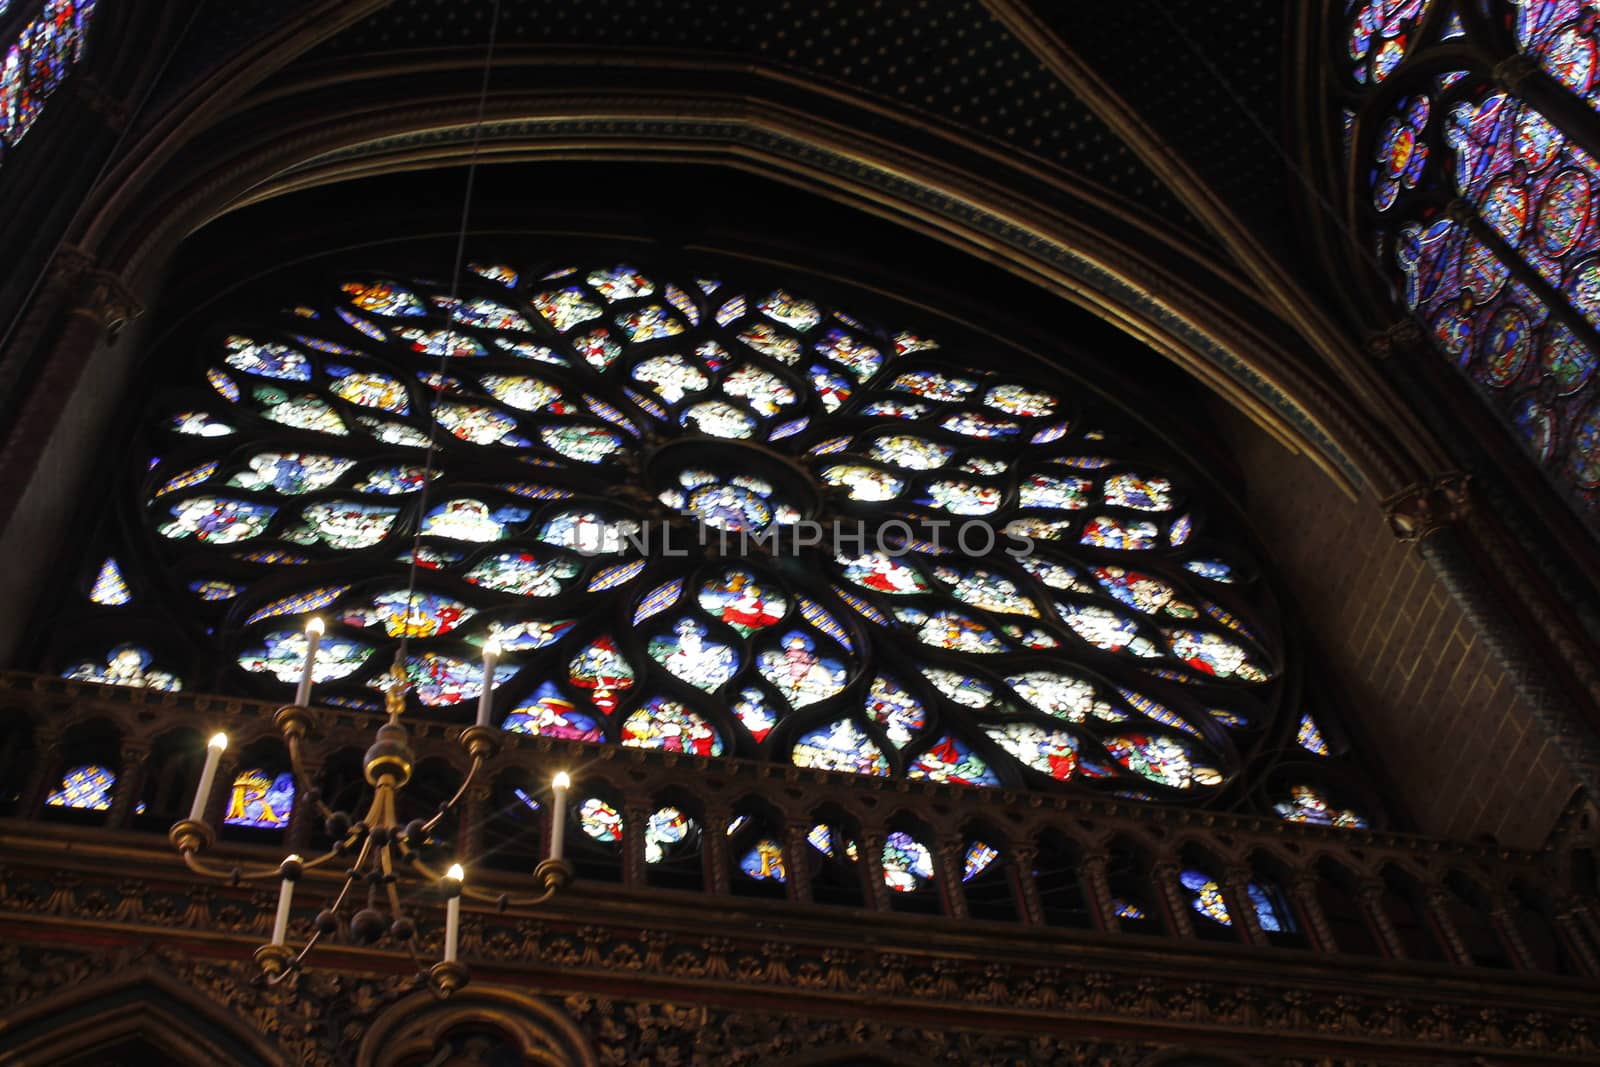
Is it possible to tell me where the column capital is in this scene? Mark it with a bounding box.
[1383,473,1471,542]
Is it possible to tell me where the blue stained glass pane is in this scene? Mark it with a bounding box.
[46,764,115,811]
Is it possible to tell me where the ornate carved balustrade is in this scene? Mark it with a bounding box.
[2,671,1594,977]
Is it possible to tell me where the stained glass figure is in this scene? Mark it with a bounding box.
[907,736,999,786]
[238,631,372,684]
[620,698,724,755]
[464,552,580,597]
[1166,629,1268,682]
[293,501,399,550]
[633,354,708,403]
[1019,473,1093,510]
[568,636,635,712]
[390,652,519,708]
[505,682,605,742]
[46,765,115,811]
[327,367,410,413]
[985,384,1058,417]
[756,630,848,708]
[732,686,779,741]
[813,329,883,380]
[158,497,276,544]
[881,830,934,892]
[63,645,181,691]
[224,769,295,829]
[792,719,890,775]
[698,571,787,635]
[257,390,348,435]
[538,424,621,463]
[1104,734,1199,789]
[1058,604,1161,657]
[1007,670,1119,723]
[578,797,623,843]
[368,591,475,638]
[863,674,928,746]
[1273,784,1368,828]
[342,280,424,317]
[983,723,1078,780]
[1103,473,1174,511]
[895,607,1005,653]
[839,551,927,594]
[422,499,529,542]
[170,411,235,437]
[867,434,952,470]
[1180,869,1233,925]
[1081,515,1160,550]
[222,337,310,382]
[936,566,1039,616]
[740,838,788,881]
[644,807,697,863]
[228,453,355,496]
[647,618,739,691]
[488,619,575,651]
[821,464,903,501]
[920,478,1003,515]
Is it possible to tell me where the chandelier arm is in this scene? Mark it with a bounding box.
[459,882,558,908]
[296,842,358,873]
[418,755,485,835]
[285,734,336,821]
[178,849,297,883]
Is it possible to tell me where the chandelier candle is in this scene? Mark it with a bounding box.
[476,636,500,728]
[271,854,302,945]
[549,772,570,861]
[189,732,228,821]
[443,864,464,963]
[294,616,324,707]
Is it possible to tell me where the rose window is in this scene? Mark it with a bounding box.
[62,260,1291,804]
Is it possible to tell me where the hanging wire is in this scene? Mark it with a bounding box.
[396,0,506,677]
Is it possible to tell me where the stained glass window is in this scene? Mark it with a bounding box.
[0,0,96,165]
[1345,0,1600,531]
[224,769,295,830]
[46,763,114,810]
[60,259,1308,809]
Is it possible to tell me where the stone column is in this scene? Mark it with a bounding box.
[105,740,150,828]
[932,835,969,920]
[1289,872,1339,953]
[1151,861,1196,939]
[703,803,733,896]
[1358,879,1407,959]
[859,829,893,911]
[1010,843,1045,926]
[782,820,814,905]
[1080,849,1117,932]
[1423,886,1474,966]
[1223,867,1269,946]
[17,732,62,818]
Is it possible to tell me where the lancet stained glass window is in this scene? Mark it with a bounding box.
[57,256,1330,811]
[0,0,97,165]
[1342,0,1600,529]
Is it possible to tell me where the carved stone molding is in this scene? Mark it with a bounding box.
[5,861,1595,1059]
[1383,474,1471,542]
